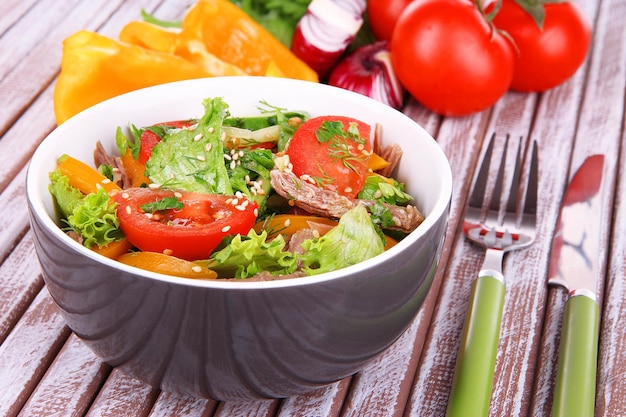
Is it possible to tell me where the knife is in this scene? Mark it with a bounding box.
[549,154,605,417]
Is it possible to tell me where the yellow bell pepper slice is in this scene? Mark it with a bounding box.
[180,0,318,81]
[117,252,218,279]
[53,30,212,124]
[119,21,246,77]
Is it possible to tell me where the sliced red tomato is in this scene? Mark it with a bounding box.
[114,188,258,261]
[138,120,195,164]
[286,115,372,199]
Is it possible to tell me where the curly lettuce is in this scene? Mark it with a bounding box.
[204,229,298,278]
[49,170,123,248]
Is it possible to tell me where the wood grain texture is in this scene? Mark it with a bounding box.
[0,0,625,415]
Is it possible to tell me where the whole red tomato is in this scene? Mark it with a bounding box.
[491,0,591,92]
[390,0,515,116]
[367,0,414,41]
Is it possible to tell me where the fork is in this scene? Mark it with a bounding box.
[446,134,539,417]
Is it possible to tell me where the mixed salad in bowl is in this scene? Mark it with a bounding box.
[48,96,424,280]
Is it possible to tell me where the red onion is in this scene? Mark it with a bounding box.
[291,0,367,79]
[328,41,404,109]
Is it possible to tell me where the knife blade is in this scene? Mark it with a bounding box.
[549,154,605,417]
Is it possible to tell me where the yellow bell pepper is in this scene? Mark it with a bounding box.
[53,30,212,124]
[179,0,317,81]
[119,21,247,77]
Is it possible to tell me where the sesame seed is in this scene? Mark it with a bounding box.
[257,189,266,196]
[174,191,183,198]
[230,160,236,170]
[121,192,130,199]
[225,198,233,205]
[148,183,161,190]
[245,175,251,183]
[197,155,206,161]
[194,133,203,142]
[241,199,249,207]
[231,198,239,205]
[284,219,291,227]
[224,154,232,160]
[145,213,153,219]
[344,187,352,193]
[191,265,203,273]
[232,153,239,161]
[101,178,111,184]
[253,208,259,217]
[251,188,258,196]
[374,190,383,199]
[95,183,102,190]
[235,191,244,199]
[238,150,244,157]
[125,206,132,215]
[235,204,246,211]
[221,225,231,233]
[163,249,173,255]
[208,127,214,133]
[205,143,212,152]
[313,230,320,238]
[357,144,365,151]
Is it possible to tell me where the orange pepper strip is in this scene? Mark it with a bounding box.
[120,149,151,188]
[117,252,218,279]
[92,238,134,259]
[368,153,391,172]
[53,30,212,124]
[57,154,122,196]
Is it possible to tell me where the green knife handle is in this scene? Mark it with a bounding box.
[552,292,600,417]
[446,274,505,417]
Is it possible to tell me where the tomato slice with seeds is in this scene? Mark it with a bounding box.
[114,188,258,261]
[286,115,372,199]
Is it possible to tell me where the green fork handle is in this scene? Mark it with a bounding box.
[446,273,506,417]
[551,291,600,417]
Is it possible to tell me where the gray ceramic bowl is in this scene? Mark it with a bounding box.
[26,77,452,400]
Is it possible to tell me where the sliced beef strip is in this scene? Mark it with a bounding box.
[93,141,131,189]
[270,169,424,233]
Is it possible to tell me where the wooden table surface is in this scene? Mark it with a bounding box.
[1,0,625,416]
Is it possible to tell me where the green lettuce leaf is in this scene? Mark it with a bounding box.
[48,169,85,218]
[146,97,233,194]
[204,229,298,278]
[299,204,385,275]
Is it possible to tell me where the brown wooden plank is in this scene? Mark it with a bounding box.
[0,0,123,136]
[0,288,71,416]
[18,334,110,416]
[0,232,44,344]
[595,117,626,417]
[148,390,217,417]
[213,399,279,417]
[0,0,39,35]
[0,168,30,261]
[276,379,350,417]
[529,0,626,415]
[85,368,159,417]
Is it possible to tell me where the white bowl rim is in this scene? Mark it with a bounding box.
[27,77,452,290]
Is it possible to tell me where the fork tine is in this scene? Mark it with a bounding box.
[524,140,539,217]
[488,134,509,213]
[505,138,523,215]
[469,133,496,209]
